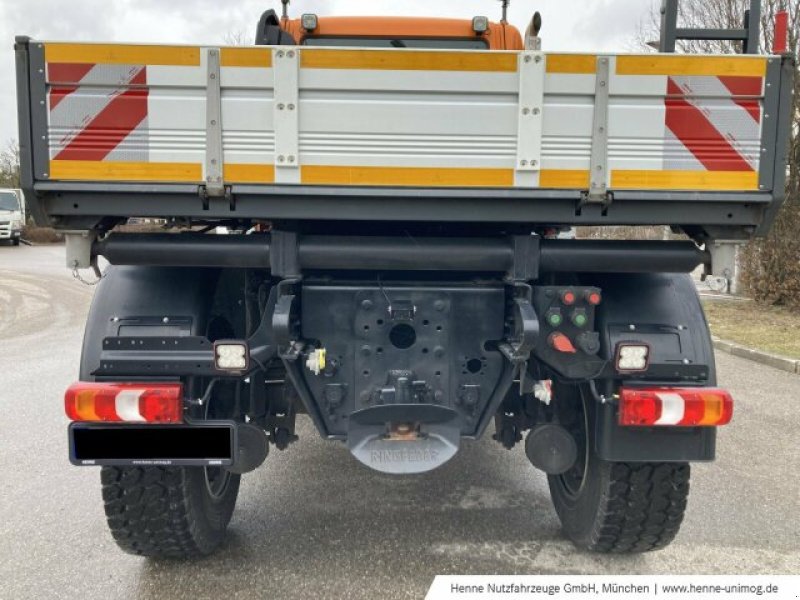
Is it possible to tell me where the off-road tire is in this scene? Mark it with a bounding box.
[547,383,690,553]
[549,460,690,553]
[101,465,240,558]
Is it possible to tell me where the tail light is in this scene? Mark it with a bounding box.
[65,382,183,424]
[619,387,733,427]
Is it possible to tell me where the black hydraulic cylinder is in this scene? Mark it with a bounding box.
[94,233,707,274]
[95,233,271,268]
[538,239,708,274]
[298,235,511,272]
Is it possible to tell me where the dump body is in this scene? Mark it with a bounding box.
[15,40,794,238]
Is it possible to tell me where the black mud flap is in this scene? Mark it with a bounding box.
[347,405,460,475]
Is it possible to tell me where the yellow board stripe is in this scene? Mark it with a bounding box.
[616,55,766,78]
[539,169,590,188]
[223,164,275,184]
[48,161,760,191]
[301,165,514,187]
[220,48,272,68]
[45,43,201,66]
[301,49,518,72]
[611,170,759,191]
[50,160,201,182]
[546,55,597,75]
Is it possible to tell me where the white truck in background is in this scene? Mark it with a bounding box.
[0,189,25,246]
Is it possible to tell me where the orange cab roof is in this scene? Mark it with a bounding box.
[282,16,524,51]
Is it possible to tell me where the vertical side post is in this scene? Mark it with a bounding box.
[744,0,762,54]
[273,47,300,184]
[205,48,225,197]
[514,51,545,188]
[586,57,611,204]
[659,0,679,53]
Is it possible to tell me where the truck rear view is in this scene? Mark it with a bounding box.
[15,1,794,558]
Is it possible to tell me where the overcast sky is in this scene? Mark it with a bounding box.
[0,0,658,144]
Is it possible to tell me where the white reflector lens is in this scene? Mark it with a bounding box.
[301,13,318,31]
[472,16,489,33]
[616,344,650,372]
[214,342,248,371]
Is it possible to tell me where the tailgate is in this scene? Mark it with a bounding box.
[15,40,794,228]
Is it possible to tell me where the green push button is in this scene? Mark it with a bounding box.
[547,310,563,327]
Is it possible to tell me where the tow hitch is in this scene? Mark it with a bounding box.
[347,404,461,474]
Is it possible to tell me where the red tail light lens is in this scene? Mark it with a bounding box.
[65,383,183,424]
[619,387,733,427]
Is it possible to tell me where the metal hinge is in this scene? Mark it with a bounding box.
[199,185,234,211]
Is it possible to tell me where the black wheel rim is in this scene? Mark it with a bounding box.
[204,465,231,499]
[557,387,590,501]
[203,384,232,500]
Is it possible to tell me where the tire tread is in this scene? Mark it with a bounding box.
[101,466,219,558]
[588,462,690,553]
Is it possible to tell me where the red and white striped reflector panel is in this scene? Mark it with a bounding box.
[619,387,733,427]
[65,382,183,424]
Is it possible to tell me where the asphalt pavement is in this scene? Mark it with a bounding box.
[1,244,798,600]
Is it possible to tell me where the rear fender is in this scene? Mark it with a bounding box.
[585,273,718,462]
[80,266,220,380]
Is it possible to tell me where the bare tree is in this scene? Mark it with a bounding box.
[223,30,250,46]
[0,140,20,189]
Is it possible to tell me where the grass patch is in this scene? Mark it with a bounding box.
[702,298,800,360]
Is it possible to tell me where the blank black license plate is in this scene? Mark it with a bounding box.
[69,422,235,467]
